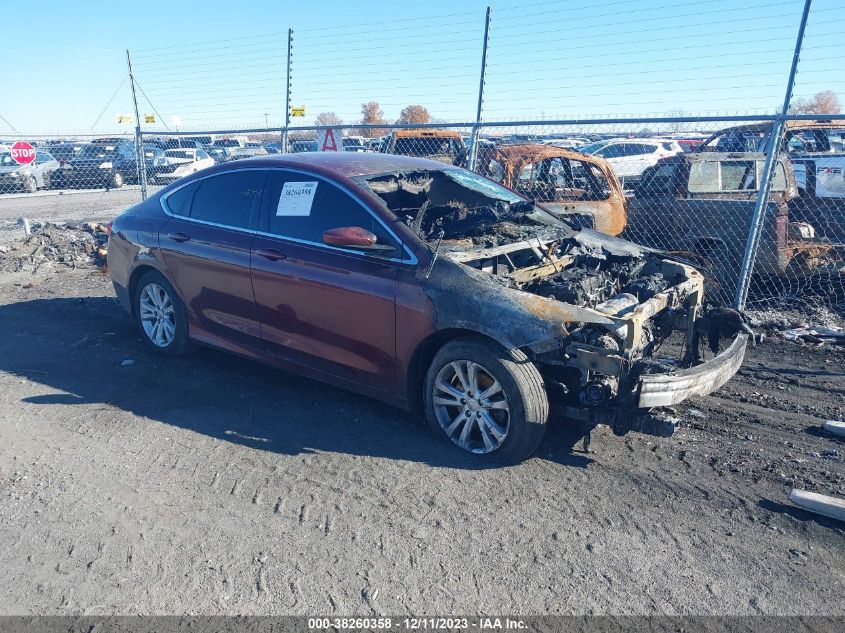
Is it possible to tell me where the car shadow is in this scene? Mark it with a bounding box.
[0,296,591,470]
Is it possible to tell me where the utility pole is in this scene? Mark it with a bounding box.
[283,28,293,153]
[467,7,491,172]
[126,49,148,200]
[734,0,812,309]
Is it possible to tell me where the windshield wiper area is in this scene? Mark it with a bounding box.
[509,199,537,215]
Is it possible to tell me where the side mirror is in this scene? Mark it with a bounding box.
[322,226,397,254]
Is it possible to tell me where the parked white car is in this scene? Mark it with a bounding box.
[582,139,682,187]
[0,150,60,193]
[155,149,215,184]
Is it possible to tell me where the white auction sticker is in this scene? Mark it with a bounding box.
[276,181,318,216]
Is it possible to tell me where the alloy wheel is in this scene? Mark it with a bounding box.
[139,282,176,348]
[432,359,511,454]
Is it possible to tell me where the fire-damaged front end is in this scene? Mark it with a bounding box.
[361,166,750,439]
[425,230,748,438]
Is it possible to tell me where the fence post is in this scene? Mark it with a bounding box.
[734,0,812,309]
[125,50,148,201]
[282,28,293,153]
[467,6,491,172]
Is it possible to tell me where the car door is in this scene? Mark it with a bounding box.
[250,169,404,392]
[158,169,266,347]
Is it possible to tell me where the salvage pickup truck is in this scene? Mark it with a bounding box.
[626,152,833,302]
[701,120,845,244]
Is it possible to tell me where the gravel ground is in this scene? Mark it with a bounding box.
[0,249,843,616]
[0,188,150,243]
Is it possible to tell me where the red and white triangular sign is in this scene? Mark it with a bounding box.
[318,128,341,151]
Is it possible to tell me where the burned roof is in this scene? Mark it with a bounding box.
[493,143,602,164]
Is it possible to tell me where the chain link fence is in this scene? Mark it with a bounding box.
[1,0,843,315]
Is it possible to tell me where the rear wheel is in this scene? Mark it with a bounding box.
[110,171,124,188]
[133,271,192,356]
[423,337,549,464]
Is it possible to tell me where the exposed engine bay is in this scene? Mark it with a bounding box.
[361,168,753,439]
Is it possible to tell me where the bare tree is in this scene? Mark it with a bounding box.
[397,105,430,125]
[359,101,386,138]
[789,90,841,115]
[315,112,343,128]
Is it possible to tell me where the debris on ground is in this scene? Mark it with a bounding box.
[789,488,845,522]
[781,325,845,346]
[0,222,108,274]
[746,300,845,333]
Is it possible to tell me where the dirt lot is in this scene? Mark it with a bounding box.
[0,240,843,616]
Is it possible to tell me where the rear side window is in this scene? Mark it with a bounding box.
[263,172,399,251]
[190,171,263,228]
[165,180,200,216]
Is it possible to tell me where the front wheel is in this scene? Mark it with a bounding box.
[423,337,549,464]
[133,271,192,356]
[111,171,124,188]
[23,175,37,193]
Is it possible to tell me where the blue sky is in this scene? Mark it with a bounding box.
[1,0,841,134]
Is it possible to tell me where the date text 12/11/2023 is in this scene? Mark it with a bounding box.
[307,617,528,630]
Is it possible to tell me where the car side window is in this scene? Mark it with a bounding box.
[35,152,53,163]
[263,172,399,251]
[189,171,263,228]
[164,180,200,217]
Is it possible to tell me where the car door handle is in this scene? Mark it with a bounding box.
[167,232,191,243]
[255,248,287,261]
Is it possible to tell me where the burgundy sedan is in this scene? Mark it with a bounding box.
[108,152,748,464]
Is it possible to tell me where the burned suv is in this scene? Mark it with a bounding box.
[108,153,748,464]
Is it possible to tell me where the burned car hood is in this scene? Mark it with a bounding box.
[424,227,700,355]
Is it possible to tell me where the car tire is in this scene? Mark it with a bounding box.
[23,175,37,193]
[111,171,124,188]
[423,336,549,464]
[133,270,192,357]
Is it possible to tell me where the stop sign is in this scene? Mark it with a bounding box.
[10,141,36,165]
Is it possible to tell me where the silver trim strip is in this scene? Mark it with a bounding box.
[158,166,418,265]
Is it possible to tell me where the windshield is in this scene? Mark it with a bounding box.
[579,140,611,154]
[0,152,20,167]
[79,144,118,158]
[360,168,570,246]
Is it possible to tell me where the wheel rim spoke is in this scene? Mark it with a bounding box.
[458,414,475,449]
[478,379,502,400]
[444,412,466,437]
[477,418,496,452]
[467,362,480,395]
[435,379,465,401]
[479,411,508,443]
[451,361,470,392]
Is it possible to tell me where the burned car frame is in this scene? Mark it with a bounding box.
[481,143,628,237]
[108,153,748,464]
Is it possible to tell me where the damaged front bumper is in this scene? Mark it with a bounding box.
[637,333,748,408]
